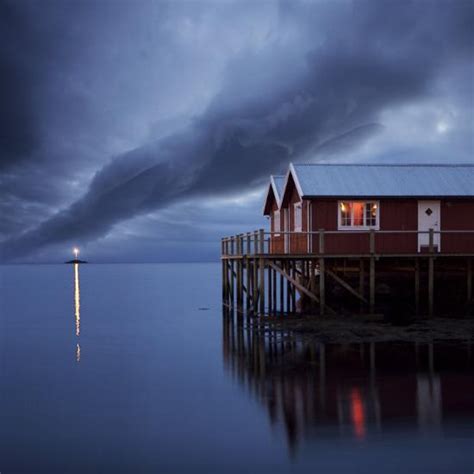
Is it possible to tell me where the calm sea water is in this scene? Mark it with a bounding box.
[0,263,472,473]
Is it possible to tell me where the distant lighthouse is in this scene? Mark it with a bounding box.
[65,247,88,264]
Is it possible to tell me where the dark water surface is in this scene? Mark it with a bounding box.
[0,263,472,473]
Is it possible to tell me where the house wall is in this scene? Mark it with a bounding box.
[270,187,474,255]
[309,198,474,255]
[441,200,474,253]
[270,198,285,254]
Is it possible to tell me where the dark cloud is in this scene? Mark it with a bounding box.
[0,0,473,261]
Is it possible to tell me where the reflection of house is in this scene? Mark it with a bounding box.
[222,316,474,452]
[263,163,474,254]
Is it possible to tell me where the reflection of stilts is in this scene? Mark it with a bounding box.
[74,263,81,362]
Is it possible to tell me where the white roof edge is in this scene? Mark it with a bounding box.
[262,174,286,215]
[270,174,285,207]
[289,163,305,198]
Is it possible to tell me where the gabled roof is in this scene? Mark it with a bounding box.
[287,163,474,198]
[263,175,285,215]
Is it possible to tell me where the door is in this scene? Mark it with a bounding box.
[284,208,289,254]
[418,200,441,252]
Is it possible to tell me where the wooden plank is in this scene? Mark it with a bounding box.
[428,257,434,317]
[359,259,364,313]
[268,261,336,316]
[319,257,325,315]
[326,268,368,303]
[415,258,420,315]
[279,261,284,313]
[468,258,472,303]
[369,257,375,313]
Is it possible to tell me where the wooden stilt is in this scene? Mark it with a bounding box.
[246,234,251,314]
[279,261,284,314]
[319,230,325,316]
[259,229,265,315]
[415,258,420,316]
[236,236,243,315]
[467,258,472,303]
[359,259,364,314]
[369,229,375,314]
[272,267,277,313]
[428,228,434,317]
[291,260,296,313]
[286,261,291,313]
[428,257,434,317]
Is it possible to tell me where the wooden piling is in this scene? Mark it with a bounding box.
[369,229,375,314]
[259,229,265,314]
[415,258,420,316]
[467,258,472,303]
[319,229,325,316]
[428,228,434,317]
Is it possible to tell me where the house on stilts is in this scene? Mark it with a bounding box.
[222,163,474,317]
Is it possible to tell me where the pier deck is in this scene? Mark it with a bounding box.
[221,229,474,318]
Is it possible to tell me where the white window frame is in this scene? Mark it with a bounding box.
[294,202,303,232]
[337,200,380,230]
[273,210,281,236]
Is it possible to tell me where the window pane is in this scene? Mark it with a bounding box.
[353,202,364,226]
[340,202,351,226]
[294,204,302,230]
[365,202,377,226]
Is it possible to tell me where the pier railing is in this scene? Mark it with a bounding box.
[221,229,474,257]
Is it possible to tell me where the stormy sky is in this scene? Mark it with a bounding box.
[0,0,473,263]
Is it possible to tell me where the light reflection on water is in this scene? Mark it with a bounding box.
[74,263,81,361]
[222,314,474,455]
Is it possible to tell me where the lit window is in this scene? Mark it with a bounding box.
[338,201,379,229]
[273,210,281,235]
[294,202,302,232]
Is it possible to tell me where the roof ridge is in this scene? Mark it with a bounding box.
[292,163,474,167]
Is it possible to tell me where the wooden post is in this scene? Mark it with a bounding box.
[359,258,364,314]
[246,233,251,314]
[415,258,420,316]
[259,229,265,314]
[253,231,259,314]
[280,261,284,314]
[428,256,434,317]
[319,229,325,316]
[272,267,277,313]
[467,258,472,303]
[268,264,273,314]
[236,235,243,314]
[369,229,375,314]
[428,228,434,317]
[286,260,291,313]
[291,260,296,313]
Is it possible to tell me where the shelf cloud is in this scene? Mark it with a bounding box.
[1,0,473,262]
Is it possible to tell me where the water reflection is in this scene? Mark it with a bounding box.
[74,263,81,361]
[222,315,474,454]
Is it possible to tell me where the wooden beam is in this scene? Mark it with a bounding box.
[268,261,320,303]
[319,230,325,316]
[468,258,472,303]
[428,256,434,317]
[326,268,368,303]
[369,257,375,313]
[414,258,420,315]
[268,261,336,315]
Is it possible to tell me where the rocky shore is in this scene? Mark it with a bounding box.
[256,314,474,344]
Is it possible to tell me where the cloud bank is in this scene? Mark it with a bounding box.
[1,0,473,262]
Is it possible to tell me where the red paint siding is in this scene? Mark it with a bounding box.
[308,198,474,255]
[270,193,474,255]
[441,200,474,253]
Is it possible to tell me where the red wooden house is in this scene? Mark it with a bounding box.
[263,163,474,255]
